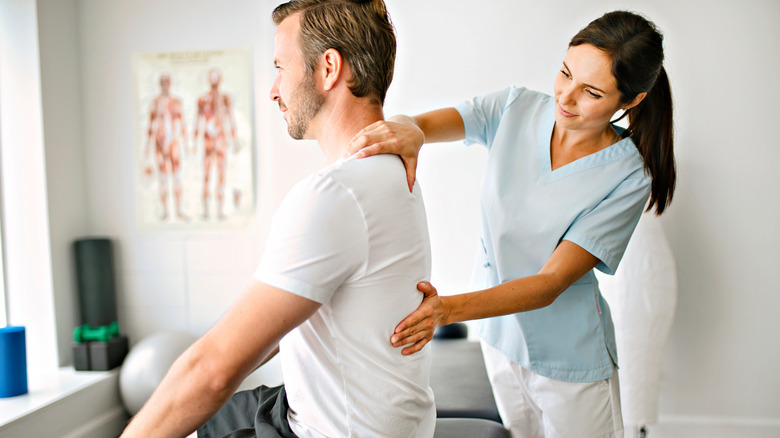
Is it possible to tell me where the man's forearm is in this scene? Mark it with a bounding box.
[120,281,320,438]
[120,339,242,438]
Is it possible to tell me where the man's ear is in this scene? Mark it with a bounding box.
[320,48,342,91]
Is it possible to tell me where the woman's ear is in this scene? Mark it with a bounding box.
[625,91,648,110]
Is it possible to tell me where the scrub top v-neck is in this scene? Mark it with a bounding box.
[455,86,651,382]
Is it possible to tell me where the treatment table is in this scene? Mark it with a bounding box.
[429,336,509,437]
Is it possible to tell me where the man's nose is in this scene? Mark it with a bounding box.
[270,75,281,101]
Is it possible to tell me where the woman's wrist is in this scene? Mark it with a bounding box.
[439,295,455,327]
[388,114,417,126]
[409,116,425,147]
[388,114,425,147]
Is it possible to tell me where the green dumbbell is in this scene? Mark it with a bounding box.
[73,321,120,343]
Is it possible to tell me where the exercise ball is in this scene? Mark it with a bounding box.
[119,331,198,415]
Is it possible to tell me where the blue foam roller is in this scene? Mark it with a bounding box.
[0,326,29,398]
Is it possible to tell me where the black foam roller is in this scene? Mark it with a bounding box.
[73,238,118,327]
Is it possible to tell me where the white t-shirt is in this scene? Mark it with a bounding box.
[254,154,435,438]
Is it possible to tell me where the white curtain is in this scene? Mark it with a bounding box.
[597,212,678,428]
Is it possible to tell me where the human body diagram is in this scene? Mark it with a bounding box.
[193,69,240,220]
[144,73,189,221]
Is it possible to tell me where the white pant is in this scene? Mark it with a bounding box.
[481,341,624,438]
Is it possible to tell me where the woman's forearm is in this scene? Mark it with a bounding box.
[389,108,465,145]
[443,273,565,325]
[443,241,601,325]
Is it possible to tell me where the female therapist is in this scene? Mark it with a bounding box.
[348,10,676,438]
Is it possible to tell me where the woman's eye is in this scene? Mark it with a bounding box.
[560,69,571,79]
[587,90,602,99]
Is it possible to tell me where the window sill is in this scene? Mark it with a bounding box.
[0,367,128,437]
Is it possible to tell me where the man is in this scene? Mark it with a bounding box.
[143,73,189,221]
[120,1,435,437]
[193,68,239,220]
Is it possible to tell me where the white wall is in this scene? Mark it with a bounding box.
[71,0,320,343]
[34,0,780,435]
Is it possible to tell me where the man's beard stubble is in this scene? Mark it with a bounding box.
[286,75,324,140]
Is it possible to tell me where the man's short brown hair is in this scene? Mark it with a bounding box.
[272,0,396,105]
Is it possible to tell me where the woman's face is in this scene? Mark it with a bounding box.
[553,44,624,133]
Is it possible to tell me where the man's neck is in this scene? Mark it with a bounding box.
[314,98,384,163]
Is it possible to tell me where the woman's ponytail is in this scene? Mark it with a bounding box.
[627,66,676,214]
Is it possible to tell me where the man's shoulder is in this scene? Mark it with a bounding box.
[318,154,405,191]
[279,155,409,226]
[282,159,370,211]
[285,154,408,206]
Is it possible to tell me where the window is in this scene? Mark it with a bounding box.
[0,0,59,368]
[0,92,5,328]
[0,215,6,327]
[0,186,6,327]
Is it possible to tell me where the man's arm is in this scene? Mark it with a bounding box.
[121,279,321,438]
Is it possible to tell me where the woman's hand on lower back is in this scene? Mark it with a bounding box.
[390,281,450,355]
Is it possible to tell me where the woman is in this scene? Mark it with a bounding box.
[347,10,675,438]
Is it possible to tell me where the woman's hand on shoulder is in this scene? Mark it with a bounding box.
[346,115,425,192]
[390,281,450,355]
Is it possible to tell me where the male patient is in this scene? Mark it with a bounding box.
[120,1,435,437]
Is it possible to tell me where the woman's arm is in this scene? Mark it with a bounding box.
[391,240,600,355]
[412,108,467,143]
[347,108,465,191]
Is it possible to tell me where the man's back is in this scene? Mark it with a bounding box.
[255,154,435,437]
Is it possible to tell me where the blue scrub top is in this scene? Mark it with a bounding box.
[455,87,651,382]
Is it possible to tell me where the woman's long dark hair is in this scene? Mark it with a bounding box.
[570,11,676,214]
